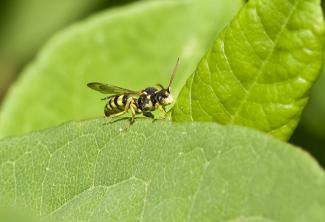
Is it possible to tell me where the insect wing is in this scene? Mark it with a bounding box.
[87,82,139,95]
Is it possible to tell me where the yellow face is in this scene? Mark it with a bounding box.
[163,94,174,105]
[161,89,174,105]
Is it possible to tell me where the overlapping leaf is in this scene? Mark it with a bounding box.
[172,0,325,141]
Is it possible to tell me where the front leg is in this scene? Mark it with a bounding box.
[156,105,168,119]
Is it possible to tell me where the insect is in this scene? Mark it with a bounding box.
[87,58,179,124]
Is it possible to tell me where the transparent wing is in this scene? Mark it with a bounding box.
[87,82,139,95]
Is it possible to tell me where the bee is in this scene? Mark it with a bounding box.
[87,58,179,123]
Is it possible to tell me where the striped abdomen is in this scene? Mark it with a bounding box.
[104,95,129,117]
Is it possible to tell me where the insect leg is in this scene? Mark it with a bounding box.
[124,98,132,111]
[143,112,155,119]
[157,105,169,119]
[108,110,127,119]
[158,105,167,114]
[129,102,138,124]
[101,96,110,100]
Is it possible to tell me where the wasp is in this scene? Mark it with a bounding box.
[87,58,179,123]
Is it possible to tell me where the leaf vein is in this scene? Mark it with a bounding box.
[230,0,301,124]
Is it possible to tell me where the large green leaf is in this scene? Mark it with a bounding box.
[0,120,324,221]
[172,0,325,141]
[0,0,242,139]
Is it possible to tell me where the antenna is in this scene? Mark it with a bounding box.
[167,57,180,89]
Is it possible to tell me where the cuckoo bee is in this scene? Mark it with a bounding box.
[87,58,179,123]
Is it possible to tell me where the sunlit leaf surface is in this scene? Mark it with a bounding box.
[173,0,325,141]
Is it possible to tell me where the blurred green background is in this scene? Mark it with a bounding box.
[0,0,324,166]
[0,0,137,101]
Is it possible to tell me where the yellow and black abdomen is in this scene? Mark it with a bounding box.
[104,95,128,117]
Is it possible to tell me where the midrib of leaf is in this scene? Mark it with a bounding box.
[229,0,298,125]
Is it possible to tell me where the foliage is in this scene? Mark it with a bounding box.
[172,0,325,141]
[1,120,325,221]
[0,0,324,221]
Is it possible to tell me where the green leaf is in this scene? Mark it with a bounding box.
[0,0,242,139]
[172,0,325,141]
[0,120,324,221]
